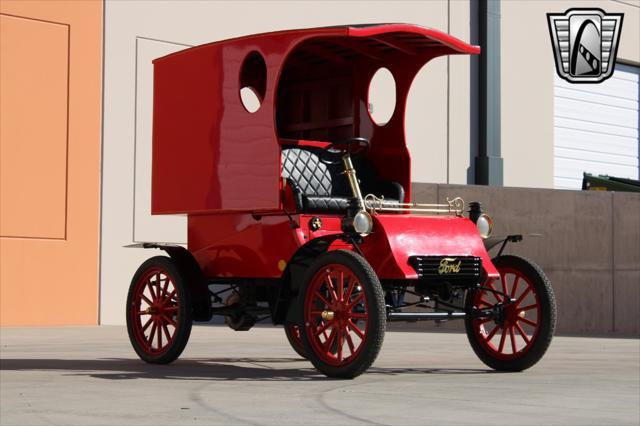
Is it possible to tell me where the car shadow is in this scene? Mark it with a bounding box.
[0,357,498,381]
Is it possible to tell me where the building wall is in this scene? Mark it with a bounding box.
[100,0,639,326]
[0,1,102,326]
[409,183,640,336]
[1,0,637,329]
[501,0,640,189]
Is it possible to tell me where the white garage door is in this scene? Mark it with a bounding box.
[554,63,639,189]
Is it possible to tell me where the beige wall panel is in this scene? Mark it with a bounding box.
[100,0,471,324]
[407,56,448,183]
[0,1,102,326]
[501,1,556,189]
[133,38,190,244]
[613,192,640,335]
[605,0,640,64]
[448,0,473,185]
[0,15,68,239]
[501,0,639,189]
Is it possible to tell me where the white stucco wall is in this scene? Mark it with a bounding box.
[501,0,639,188]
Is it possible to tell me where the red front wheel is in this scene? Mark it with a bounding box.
[465,255,556,371]
[126,256,192,364]
[299,250,385,379]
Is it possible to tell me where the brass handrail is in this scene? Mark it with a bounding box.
[364,194,465,217]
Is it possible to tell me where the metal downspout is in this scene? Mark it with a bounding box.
[475,0,504,185]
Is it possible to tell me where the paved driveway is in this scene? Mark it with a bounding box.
[1,326,638,425]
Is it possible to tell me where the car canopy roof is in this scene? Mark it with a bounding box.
[152,24,479,214]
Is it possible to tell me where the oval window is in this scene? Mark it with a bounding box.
[239,51,267,113]
[240,87,262,113]
[367,67,396,126]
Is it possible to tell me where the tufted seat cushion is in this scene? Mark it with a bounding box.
[281,147,402,213]
[305,196,354,212]
[281,148,352,213]
[281,148,332,197]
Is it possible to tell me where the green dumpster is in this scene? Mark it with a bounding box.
[582,173,640,193]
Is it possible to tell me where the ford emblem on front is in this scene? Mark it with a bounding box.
[438,258,462,274]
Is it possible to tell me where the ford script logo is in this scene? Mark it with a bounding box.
[438,258,462,275]
[547,8,623,83]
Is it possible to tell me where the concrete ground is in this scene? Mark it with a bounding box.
[1,326,638,426]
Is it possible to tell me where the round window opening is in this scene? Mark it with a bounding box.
[239,51,267,113]
[368,67,396,126]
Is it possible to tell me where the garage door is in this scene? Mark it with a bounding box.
[554,63,639,190]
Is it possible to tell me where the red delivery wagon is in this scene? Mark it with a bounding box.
[126,24,556,378]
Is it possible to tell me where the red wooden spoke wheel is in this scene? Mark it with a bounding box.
[299,250,385,379]
[465,255,556,371]
[126,256,192,364]
[284,323,307,359]
[305,264,369,365]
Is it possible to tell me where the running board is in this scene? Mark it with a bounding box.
[386,312,466,321]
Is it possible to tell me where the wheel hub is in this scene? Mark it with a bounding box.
[502,301,524,327]
[145,303,169,316]
[321,310,335,321]
[327,301,352,325]
[487,296,528,332]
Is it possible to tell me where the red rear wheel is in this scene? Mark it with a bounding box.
[465,255,556,371]
[126,256,192,364]
[284,323,307,359]
[299,250,385,378]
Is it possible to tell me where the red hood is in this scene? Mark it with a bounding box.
[360,214,499,280]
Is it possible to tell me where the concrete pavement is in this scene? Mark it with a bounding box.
[1,325,639,425]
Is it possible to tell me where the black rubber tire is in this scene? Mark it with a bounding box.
[298,250,386,379]
[284,323,307,359]
[126,256,193,364]
[464,255,556,371]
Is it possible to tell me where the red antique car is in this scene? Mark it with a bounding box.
[126,24,557,378]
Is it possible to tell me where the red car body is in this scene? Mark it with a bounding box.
[150,24,495,281]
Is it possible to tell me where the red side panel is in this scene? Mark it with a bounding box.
[151,28,347,215]
[152,44,284,214]
[188,213,306,278]
[152,45,224,214]
[360,215,499,279]
[188,212,345,279]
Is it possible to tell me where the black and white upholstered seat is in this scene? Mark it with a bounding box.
[281,147,404,213]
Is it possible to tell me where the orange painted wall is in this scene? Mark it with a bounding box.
[0,1,102,325]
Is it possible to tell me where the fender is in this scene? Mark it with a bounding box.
[359,214,500,280]
[483,233,542,258]
[279,234,344,324]
[125,243,212,321]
